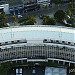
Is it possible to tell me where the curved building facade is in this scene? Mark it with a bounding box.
[0,26,75,63]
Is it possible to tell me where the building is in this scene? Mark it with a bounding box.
[37,0,51,6]
[22,0,37,4]
[0,4,10,14]
[0,26,75,68]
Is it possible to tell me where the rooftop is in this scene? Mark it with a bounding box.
[0,26,75,42]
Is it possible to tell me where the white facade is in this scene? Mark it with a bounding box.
[0,26,75,43]
[37,0,51,6]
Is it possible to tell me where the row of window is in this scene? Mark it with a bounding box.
[43,39,75,46]
[0,39,75,47]
[0,45,75,61]
[0,40,27,46]
[0,45,74,52]
[0,51,74,61]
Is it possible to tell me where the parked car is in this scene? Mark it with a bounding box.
[17,13,23,18]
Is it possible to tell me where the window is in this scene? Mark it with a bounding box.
[68,42,71,45]
[56,40,59,43]
[11,41,14,43]
[0,43,1,46]
[17,40,20,42]
[62,41,65,44]
[5,42,8,44]
[50,40,53,43]
[43,39,47,43]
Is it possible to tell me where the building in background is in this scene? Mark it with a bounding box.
[22,0,37,4]
[0,4,10,14]
[37,0,51,6]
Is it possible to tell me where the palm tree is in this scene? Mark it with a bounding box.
[12,15,18,24]
[0,13,8,27]
[3,14,7,25]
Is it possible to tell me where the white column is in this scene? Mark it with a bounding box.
[58,61,59,64]
[69,63,70,66]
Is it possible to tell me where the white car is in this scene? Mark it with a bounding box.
[17,14,23,18]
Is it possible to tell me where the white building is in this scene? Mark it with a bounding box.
[0,26,75,65]
[37,0,51,6]
[0,4,10,14]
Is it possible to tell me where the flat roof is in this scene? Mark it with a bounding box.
[0,26,75,42]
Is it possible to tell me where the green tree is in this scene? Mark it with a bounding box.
[67,18,75,25]
[12,15,18,23]
[0,62,15,75]
[0,13,8,28]
[21,16,36,25]
[3,14,7,25]
[68,2,75,15]
[27,16,36,24]
[65,9,72,16]
[42,16,49,25]
[48,18,56,25]
[42,16,56,25]
[68,2,75,9]
[54,10,66,22]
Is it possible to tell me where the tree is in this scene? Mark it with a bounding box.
[42,16,49,25]
[67,18,75,25]
[12,15,18,23]
[48,18,56,25]
[42,16,56,25]
[3,14,7,25]
[0,13,8,28]
[68,2,75,15]
[27,16,36,24]
[20,16,36,25]
[68,2,75,9]
[0,62,15,75]
[54,10,66,22]
[65,9,72,16]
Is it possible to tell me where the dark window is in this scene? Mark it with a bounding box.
[62,41,65,44]
[5,42,8,44]
[68,42,71,45]
[0,43,1,46]
[11,41,14,43]
[51,40,53,43]
[56,40,59,43]
[17,40,20,42]
[44,39,47,41]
